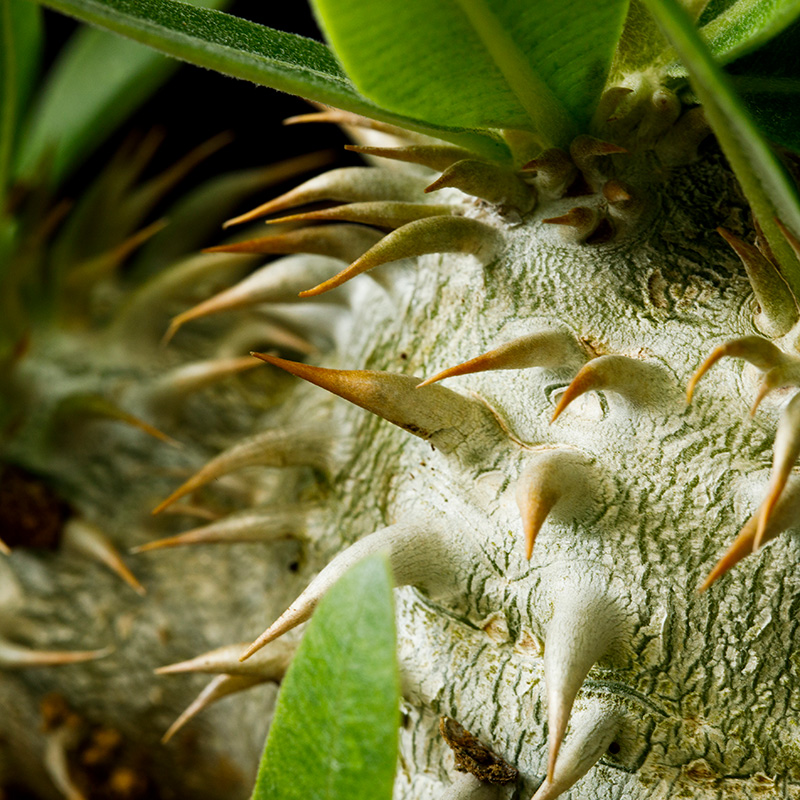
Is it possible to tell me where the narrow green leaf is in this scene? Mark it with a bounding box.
[252,554,399,800]
[1,0,42,194]
[29,0,508,161]
[700,0,800,62]
[16,0,228,186]
[311,0,630,147]
[642,0,800,296]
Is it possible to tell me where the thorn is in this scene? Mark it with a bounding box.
[62,519,145,595]
[202,223,383,263]
[161,674,267,744]
[542,207,600,242]
[133,507,307,552]
[775,217,800,261]
[755,392,800,551]
[250,353,493,453]
[163,254,353,343]
[700,472,800,590]
[418,330,585,387]
[152,426,331,515]
[686,336,790,403]
[143,356,261,407]
[0,537,9,556]
[636,87,681,143]
[160,504,221,521]
[0,636,112,669]
[297,216,503,297]
[283,109,422,141]
[213,317,318,360]
[267,201,460,230]
[655,106,711,166]
[551,355,671,422]
[592,86,634,128]
[532,699,623,800]
[156,637,294,678]
[44,720,87,800]
[717,227,798,337]
[748,361,800,416]
[425,160,535,212]
[222,167,429,227]
[543,585,628,782]
[51,394,181,448]
[515,450,594,558]
[344,144,476,172]
[520,149,576,198]
[240,518,451,660]
[569,135,627,190]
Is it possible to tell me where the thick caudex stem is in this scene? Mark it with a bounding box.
[440,774,508,800]
[515,450,596,558]
[542,582,630,782]
[297,216,503,297]
[239,517,456,661]
[532,698,623,800]
[418,330,585,387]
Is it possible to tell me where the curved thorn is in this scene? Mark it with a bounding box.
[202,223,383,261]
[520,148,576,198]
[62,519,145,595]
[268,201,460,230]
[44,724,86,800]
[156,638,294,679]
[717,227,798,337]
[152,426,331,515]
[0,636,112,669]
[163,254,352,343]
[552,355,670,422]
[161,674,267,744]
[515,451,593,559]
[686,336,790,403]
[425,160,535,212]
[344,144,476,172]
[701,474,800,590]
[283,109,424,141]
[144,356,260,406]
[418,330,585,387]
[569,135,627,190]
[298,216,503,297]
[541,207,599,241]
[533,700,623,800]
[755,392,800,551]
[133,508,307,552]
[223,167,429,227]
[543,586,628,782]
[250,353,493,453]
[240,518,451,661]
[749,362,800,416]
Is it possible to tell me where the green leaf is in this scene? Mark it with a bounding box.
[699,0,800,63]
[727,19,800,153]
[641,0,800,296]
[28,0,508,161]
[311,0,630,147]
[252,554,399,800]
[1,0,42,194]
[16,0,229,186]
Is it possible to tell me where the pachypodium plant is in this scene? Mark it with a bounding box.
[3,0,800,798]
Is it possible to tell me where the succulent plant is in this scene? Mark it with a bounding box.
[3,1,800,799]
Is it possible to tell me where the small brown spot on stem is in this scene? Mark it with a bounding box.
[439,716,518,785]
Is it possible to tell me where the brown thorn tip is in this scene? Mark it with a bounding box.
[0,537,9,556]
